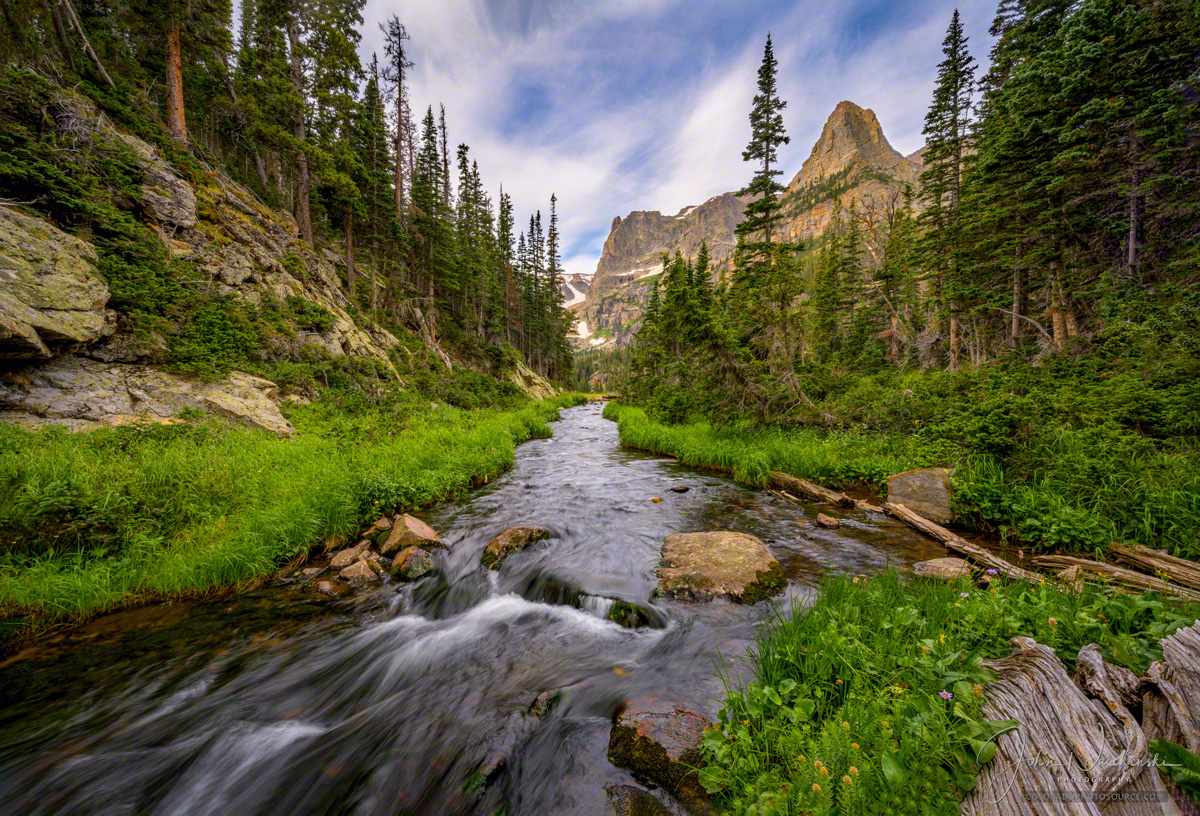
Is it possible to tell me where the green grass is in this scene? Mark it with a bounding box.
[602,401,1200,558]
[701,570,1200,816]
[0,392,586,623]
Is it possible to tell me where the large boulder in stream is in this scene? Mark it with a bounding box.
[482,526,551,569]
[608,697,712,814]
[380,514,441,555]
[887,467,953,524]
[656,532,785,604]
[392,546,434,581]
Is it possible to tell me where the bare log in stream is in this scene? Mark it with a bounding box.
[769,471,855,508]
[1112,544,1200,593]
[882,502,1041,581]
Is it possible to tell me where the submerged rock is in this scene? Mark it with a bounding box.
[392,546,434,581]
[380,514,442,555]
[608,697,712,814]
[315,580,337,595]
[606,785,673,816]
[656,531,785,604]
[481,526,551,569]
[913,557,971,581]
[887,467,953,524]
[815,513,840,529]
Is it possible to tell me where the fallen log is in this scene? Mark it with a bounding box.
[882,502,1041,581]
[1112,544,1200,593]
[963,637,1176,816]
[1033,555,1200,602]
[769,471,854,508]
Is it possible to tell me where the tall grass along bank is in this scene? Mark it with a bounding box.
[0,393,586,625]
[602,402,1200,559]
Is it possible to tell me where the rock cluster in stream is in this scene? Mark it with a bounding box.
[288,513,444,591]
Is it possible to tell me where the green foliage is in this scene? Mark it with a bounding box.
[168,297,260,379]
[702,571,1200,816]
[0,393,580,621]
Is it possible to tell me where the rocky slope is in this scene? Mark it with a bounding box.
[574,101,922,348]
[0,87,553,433]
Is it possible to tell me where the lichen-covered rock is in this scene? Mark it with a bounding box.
[0,207,114,359]
[380,514,441,555]
[392,546,434,581]
[656,531,785,604]
[482,526,551,569]
[0,356,294,436]
[508,361,557,401]
[913,557,971,581]
[110,131,197,229]
[887,467,953,524]
[608,697,712,814]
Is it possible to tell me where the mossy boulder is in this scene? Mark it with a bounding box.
[656,531,786,604]
[608,697,712,814]
[481,526,551,569]
[392,546,435,581]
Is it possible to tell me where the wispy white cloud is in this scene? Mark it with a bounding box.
[355,0,995,277]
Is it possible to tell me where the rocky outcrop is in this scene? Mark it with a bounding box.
[608,697,712,814]
[656,531,786,604]
[576,101,924,347]
[0,355,294,435]
[887,467,953,524]
[508,361,557,401]
[0,207,115,360]
[482,526,551,569]
[380,514,442,555]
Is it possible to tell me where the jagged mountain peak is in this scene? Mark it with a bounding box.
[788,100,911,189]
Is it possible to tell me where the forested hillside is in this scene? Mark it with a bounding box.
[0,0,573,386]
[620,3,1200,557]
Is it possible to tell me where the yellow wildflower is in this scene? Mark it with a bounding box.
[843,775,852,784]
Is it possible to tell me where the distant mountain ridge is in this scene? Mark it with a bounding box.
[573,101,923,349]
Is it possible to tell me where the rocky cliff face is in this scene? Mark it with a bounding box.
[575,101,922,348]
[574,193,745,347]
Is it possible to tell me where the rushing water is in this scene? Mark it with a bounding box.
[0,403,944,816]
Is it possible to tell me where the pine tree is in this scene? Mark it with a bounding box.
[380,15,412,217]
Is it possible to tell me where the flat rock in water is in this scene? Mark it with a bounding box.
[482,526,551,569]
[329,540,369,569]
[392,546,434,581]
[338,560,379,582]
[887,467,953,524]
[608,697,712,814]
[669,486,689,493]
[913,557,971,581]
[657,531,785,604]
[815,513,840,529]
[381,514,441,555]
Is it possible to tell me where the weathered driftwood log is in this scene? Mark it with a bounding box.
[1143,624,1200,754]
[1112,545,1200,593]
[882,502,1041,582]
[770,471,855,508]
[1033,555,1200,603]
[962,638,1177,816]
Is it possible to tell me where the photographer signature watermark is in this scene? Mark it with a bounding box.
[978,724,1179,804]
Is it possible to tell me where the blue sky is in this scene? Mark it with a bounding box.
[358,0,997,278]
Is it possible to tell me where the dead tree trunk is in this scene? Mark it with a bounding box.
[58,0,115,89]
[165,25,187,145]
[884,502,1041,581]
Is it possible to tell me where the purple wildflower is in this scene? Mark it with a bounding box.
[939,691,953,701]
[986,569,998,576]
[960,592,970,598]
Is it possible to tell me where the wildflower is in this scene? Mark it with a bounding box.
[960,592,970,598]
[820,766,829,776]
[939,690,953,700]
[841,721,850,730]
[798,754,805,762]
[835,678,843,685]
[851,743,859,750]
[939,633,946,644]
[812,783,821,793]
[1048,617,1057,627]
[986,569,998,576]
[973,684,984,696]
[954,602,962,608]
[852,576,859,584]
[849,766,859,776]
[881,720,889,728]
[843,775,852,784]
[814,760,823,768]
